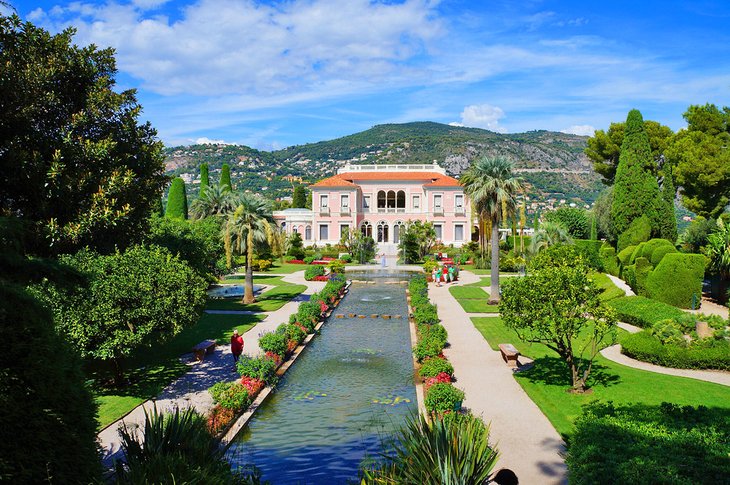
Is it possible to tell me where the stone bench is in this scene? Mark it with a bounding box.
[192,339,216,362]
[498,343,520,367]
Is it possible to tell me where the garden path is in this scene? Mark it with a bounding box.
[607,274,635,296]
[98,271,325,470]
[430,270,568,485]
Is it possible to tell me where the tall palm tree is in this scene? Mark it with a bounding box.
[461,157,522,303]
[224,194,275,304]
[530,220,574,254]
[190,184,237,219]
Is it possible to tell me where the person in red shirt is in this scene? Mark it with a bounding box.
[230,328,244,363]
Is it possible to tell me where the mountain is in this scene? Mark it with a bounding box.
[164,121,602,204]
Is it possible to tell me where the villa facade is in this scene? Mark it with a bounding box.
[273,163,472,253]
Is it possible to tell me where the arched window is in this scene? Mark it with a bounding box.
[396,190,406,208]
[377,191,386,208]
[393,221,405,244]
[377,220,389,242]
[292,226,298,234]
[305,225,312,240]
[361,221,372,238]
[387,190,396,208]
[281,222,287,232]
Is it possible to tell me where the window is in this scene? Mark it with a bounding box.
[340,194,349,208]
[434,224,443,240]
[455,194,464,209]
[363,195,371,210]
[361,221,372,238]
[319,224,329,240]
[396,190,406,208]
[305,225,311,240]
[393,221,405,244]
[320,194,328,208]
[340,224,349,239]
[454,224,464,241]
[377,191,386,208]
[434,194,443,210]
[377,221,389,242]
[412,195,420,209]
[387,190,396,208]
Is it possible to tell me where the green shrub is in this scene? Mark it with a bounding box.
[414,338,443,362]
[638,238,675,263]
[646,253,706,308]
[607,296,685,328]
[340,253,352,263]
[236,355,278,385]
[418,357,454,379]
[251,258,272,271]
[634,257,652,296]
[590,272,625,301]
[545,207,590,238]
[413,302,439,325]
[424,383,465,413]
[328,259,345,274]
[423,259,438,273]
[628,242,646,265]
[617,215,651,252]
[651,319,686,345]
[279,322,306,345]
[599,245,619,276]
[165,177,188,220]
[566,402,730,485]
[650,244,678,266]
[617,245,636,267]
[258,331,288,357]
[574,239,604,270]
[622,264,636,293]
[304,265,325,280]
[621,331,730,370]
[208,381,250,411]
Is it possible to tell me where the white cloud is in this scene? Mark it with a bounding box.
[453,104,507,132]
[561,125,595,136]
[193,137,232,145]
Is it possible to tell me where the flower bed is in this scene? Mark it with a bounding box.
[206,276,349,436]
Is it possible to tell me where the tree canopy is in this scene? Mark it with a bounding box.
[292,185,307,208]
[0,15,166,255]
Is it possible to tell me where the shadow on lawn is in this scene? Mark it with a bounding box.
[518,356,621,389]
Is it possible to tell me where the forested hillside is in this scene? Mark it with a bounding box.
[164,122,602,204]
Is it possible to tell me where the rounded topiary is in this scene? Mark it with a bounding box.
[646,253,706,308]
[166,177,188,219]
[617,215,651,252]
[650,244,678,266]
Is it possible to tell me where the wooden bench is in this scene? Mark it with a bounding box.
[192,340,216,361]
[498,343,520,367]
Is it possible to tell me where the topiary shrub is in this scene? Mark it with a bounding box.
[617,215,651,252]
[638,238,675,263]
[617,245,636,268]
[424,383,465,414]
[634,257,652,296]
[621,331,730,370]
[304,265,325,281]
[628,242,647,265]
[650,244,678,266]
[418,357,454,380]
[607,296,685,328]
[599,245,619,276]
[646,253,706,308]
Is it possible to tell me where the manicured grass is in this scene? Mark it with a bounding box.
[449,285,500,313]
[268,261,309,274]
[590,272,626,301]
[459,300,501,313]
[205,284,306,312]
[472,316,730,437]
[462,265,518,276]
[94,313,260,428]
[220,274,286,285]
[449,286,489,299]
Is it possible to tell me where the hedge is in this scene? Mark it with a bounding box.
[607,296,685,328]
[638,238,676,265]
[617,245,635,267]
[304,265,325,281]
[616,215,651,252]
[633,257,652,296]
[650,244,678,266]
[646,253,706,308]
[566,402,730,485]
[418,357,454,379]
[620,331,730,370]
[599,245,619,276]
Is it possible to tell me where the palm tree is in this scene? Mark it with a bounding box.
[530,220,574,254]
[190,184,237,219]
[461,157,522,303]
[224,194,275,304]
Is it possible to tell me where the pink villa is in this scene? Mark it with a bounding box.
[273,163,472,255]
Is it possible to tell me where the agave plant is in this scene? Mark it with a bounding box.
[361,413,499,485]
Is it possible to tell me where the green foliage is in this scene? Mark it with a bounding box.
[350,230,376,263]
[528,244,584,272]
[590,213,597,240]
[424,383,465,413]
[0,16,166,256]
[418,357,454,379]
[573,239,604,270]
[279,322,306,345]
[658,163,678,241]
[500,261,617,391]
[414,323,448,362]
[200,163,209,191]
[544,207,589,239]
[611,110,665,240]
[650,319,686,346]
[632,257,652,295]
[678,216,717,253]
[0,283,101,483]
[399,220,437,262]
[617,244,636,267]
[117,406,244,484]
[286,231,305,259]
[704,217,730,278]
[328,259,345,274]
[39,245,207,381]
[258,331,288,357]
[607,296,685,328]
[668,103,730,218]
[209,381,251,411]
[236,355,278,385]
[646,253,706,308]
[592,186,614,240]
[566,402,730,485]
[617,214,651,252]
[637,238,676,265]
[599,245,619,276]
[304,264,325,280]
[292,185,307,208]
[166,177,189,220]
[621,330,730,370]
[361,413,497,484]
[220,163,232,191]
[628,242,646,265]
[590,272,625,301]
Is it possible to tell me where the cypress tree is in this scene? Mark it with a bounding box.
[611,109,663,237]
[658,163,678,241]
[220,164,232,191]
[292,185,306,208]
[166,177,188,219]
[590,214,597,240]
[200,163,209,194]
[534,213,540,231]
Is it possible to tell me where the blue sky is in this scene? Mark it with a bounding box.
[8,0,730,149]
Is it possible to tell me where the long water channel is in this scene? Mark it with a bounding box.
[226,272,417,484]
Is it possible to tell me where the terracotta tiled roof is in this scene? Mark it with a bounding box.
[309,175,358,188]
[311,171,461,188]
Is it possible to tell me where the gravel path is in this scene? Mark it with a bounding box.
[98,271,324,469]
[430,271,567,484]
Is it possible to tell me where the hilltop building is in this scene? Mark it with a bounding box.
[273,163,472,255]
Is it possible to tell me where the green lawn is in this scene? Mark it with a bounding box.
[94,313,260,428]
[450,286,490,299]
[590,272,626,301]
[462,265,518,276]
[449,286,500,313]
[472,316,730,437]
[267,261,309,274]
[220,274,287,285]
[205,283,306,312]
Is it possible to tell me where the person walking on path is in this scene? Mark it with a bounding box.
[380,253,386,268]
[431,266,438,285]
[435,266,443,287]
[448,265,455,284]
[230,329,244,363]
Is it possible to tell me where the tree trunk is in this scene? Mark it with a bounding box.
[490,219,500,304]
[112,358,125,387]
[243,226,256,304]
